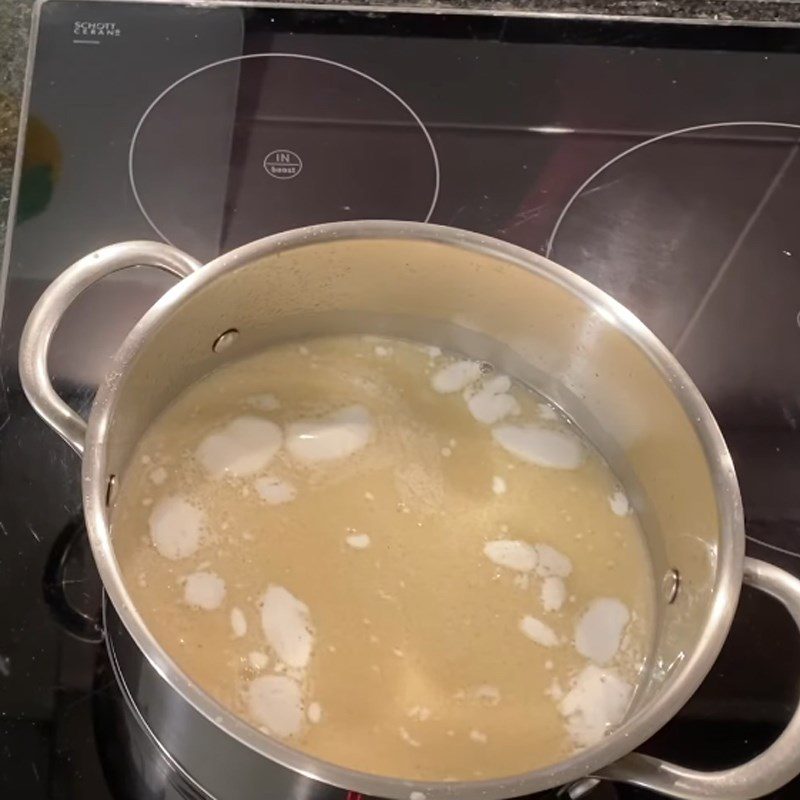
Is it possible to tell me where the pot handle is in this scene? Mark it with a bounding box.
[19,241,201,455]
[595,557,800,800]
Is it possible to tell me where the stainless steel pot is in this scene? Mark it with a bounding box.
[18,221,800,800]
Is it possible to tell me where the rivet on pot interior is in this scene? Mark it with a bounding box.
[213,328,239,353]
[663,568,680,604]
[106,475,117,507]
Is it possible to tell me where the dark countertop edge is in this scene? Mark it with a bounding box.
[333,1,800,24]
[342,0,798,24]
[106,0,800,25]
[61,0,800,25]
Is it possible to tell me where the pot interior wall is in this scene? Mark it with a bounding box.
[103,234,727,726]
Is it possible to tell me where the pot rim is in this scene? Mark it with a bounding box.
[82,220,744,799]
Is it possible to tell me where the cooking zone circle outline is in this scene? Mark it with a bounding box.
[128,53,442,245]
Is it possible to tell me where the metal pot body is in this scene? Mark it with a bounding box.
[103,600,345,800]
[18,221,800,800]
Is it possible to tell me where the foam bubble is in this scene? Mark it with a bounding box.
[149,466,167,485]
[609,490,630,516]
[399,726,421,747]
[483,540,538,573]
[538,403,558,421]
[575,598,630,665]
[492,424,585,470]
[474,685,501,705]
[431,360,482,393]
[558,664,632,747]
[184,571,226,610]
[259,585,315,669]
[464,375,521,424]
[407,705,431,721]
[254,476,297,505]
[246,674,305,738]
[519,615,559,647]
[248,394,281,411]
[307,701,323,723]
[285,405,373,464]
[535,544,573,578]
[149,496,205,560]
[346,533,371,550]
[248,651,269,670]
[541,576,567,612]
[230,606,247,637]
[196,416,282,478]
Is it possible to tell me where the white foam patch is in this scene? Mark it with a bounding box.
[431,360,482,393]
[609,490,630,516]
[410,793,426,800]
[538,403,558,421]
[558,664,632,748]
[512,573,530,590]
[231,606,247,637]
[408,706,431,721]
[184,571,226,610]
[248,393,281,411]
[346,533,371,550]
[248,651,269,670]
[399,726,421,747]
[492,424,585,470]
[469,729,488,744]
[535,544,573,578]
[149,496,206,560]
[464,375,521,424]
[483,540,538,573]
[196,416,282,478]
[246,674,305,738]
[374,345,392,357]
[519,615,559,647]
[254,476,297,505]
[149,466,167,485]
[492,475,507,495]
[285,405,373,464]
[307,701,322,723]
[474,685,501,705]
[545,677,564,701]
[541,576,567,612]
[575,598,630,665]
[259,585,315,669]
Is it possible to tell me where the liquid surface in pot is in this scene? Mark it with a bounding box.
[113,335,655,780]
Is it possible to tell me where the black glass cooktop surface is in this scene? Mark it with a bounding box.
[2,2,800,798]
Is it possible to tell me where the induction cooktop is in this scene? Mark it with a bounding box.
[3,2,800,798]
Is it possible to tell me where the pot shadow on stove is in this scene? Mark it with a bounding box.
[42,516,103,645]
